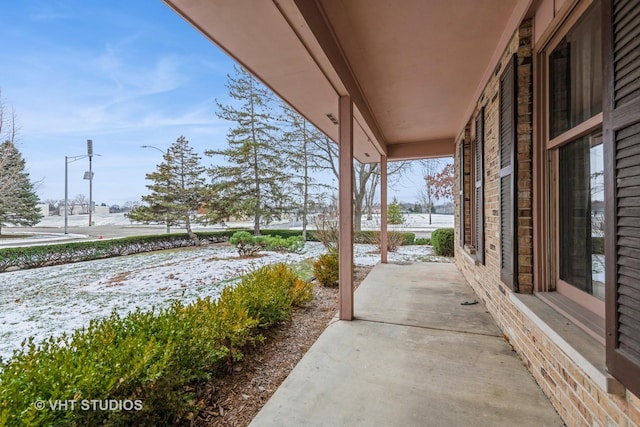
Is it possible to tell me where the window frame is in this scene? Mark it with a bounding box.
[536,0,605,336]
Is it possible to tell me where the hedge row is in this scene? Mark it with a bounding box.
[0,263,312,426]
[261,229,416,245]
[0,229,419,273]
[0,231,237,273]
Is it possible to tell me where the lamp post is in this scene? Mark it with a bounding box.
[87,140,94,227]
[64,154,88,234]
[64,140,98,234]
[141,145,170,234]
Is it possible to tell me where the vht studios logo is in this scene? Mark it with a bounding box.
[34,399,143,411]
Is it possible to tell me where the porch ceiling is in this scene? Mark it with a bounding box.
[164,0,532,163]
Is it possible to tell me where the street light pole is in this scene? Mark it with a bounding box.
[141,145,170,234]
[64,156,68,234]
[64,154,88,234]
[88,140,93,227]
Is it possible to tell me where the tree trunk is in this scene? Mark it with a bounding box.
[250,80,261,236]
[302,121,309,241]
[185,216,200,245]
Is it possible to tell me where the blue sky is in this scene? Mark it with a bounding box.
[1,0,434,207]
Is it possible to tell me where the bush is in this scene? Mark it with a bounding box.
[229,232,305,256]
[401,232,415,246]
[0,263,310,426]
[413,237,431,245]
[313,250,339,287]
[260,235,305,254]
[230,231,263,256]
[0,231,234,273]
[592,236,604,255]
[431,228,454,256]
[232,264,311,328]
[313,217,339,250]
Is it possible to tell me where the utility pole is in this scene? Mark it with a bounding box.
[87,139,93,227]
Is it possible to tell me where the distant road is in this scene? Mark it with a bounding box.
[4,225,181,241]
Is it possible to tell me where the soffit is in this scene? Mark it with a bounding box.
[318,0,521,144]
[164,0,531,162]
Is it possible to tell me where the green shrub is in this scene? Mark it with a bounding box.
[401,232,415,246]
[229,232,305,256]
[431,228,454,257]
[592,236,604,255]
[229,231,262,256]
[413,237,431,245]
[260,235,304,254]
[0,231,234,273]
[313,250,339,287]
[0,262,309,426]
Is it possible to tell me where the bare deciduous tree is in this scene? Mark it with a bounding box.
[309,135,411,230]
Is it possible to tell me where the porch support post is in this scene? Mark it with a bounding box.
[380,155,388,263]
[338,95,354,320]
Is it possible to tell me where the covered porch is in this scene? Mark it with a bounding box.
[249,262,562,426]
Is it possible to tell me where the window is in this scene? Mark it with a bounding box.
[549,4,602,139]
[558,131,604,300]
[544,0,604,319]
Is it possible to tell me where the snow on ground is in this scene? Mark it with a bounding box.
[359,213,454,231]
[0,241,444,362]
[32,212,453,231]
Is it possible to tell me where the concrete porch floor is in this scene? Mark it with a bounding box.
[249,262,563,427]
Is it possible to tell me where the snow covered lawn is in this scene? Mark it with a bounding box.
[0,242,444,362]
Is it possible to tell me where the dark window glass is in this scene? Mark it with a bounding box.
[559,131,605,299]
[549,0,602,139]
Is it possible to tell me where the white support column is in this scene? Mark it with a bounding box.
[338,95,354,320]
[380,155,388,263]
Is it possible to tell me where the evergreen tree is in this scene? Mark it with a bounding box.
[207,65,291,235]
[388,197,404,226]
[281,103,326,240]
[0,141,43,234]
[127,136,206,243]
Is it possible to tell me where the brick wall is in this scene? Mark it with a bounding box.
[453,19,640,427]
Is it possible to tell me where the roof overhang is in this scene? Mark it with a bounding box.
[164,0,532,163]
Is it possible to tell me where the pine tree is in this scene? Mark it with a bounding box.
[281,103,326,240]
[0,141,43,234]
[127,136,206,243]
[207,66,291,235]
[388,197,404,226]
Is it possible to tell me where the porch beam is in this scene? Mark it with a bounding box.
[387,138,455,161]
[339,95,354,320]
[380,155,388,263]
[292,0,387,154]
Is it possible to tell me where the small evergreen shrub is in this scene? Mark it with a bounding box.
[313,250,339,287]
[431,228,454,257]
[229,232,305,256]
[230,231,263,256]
[413,237,431,245]
[401,232,415,246]
[0,262,310,426]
